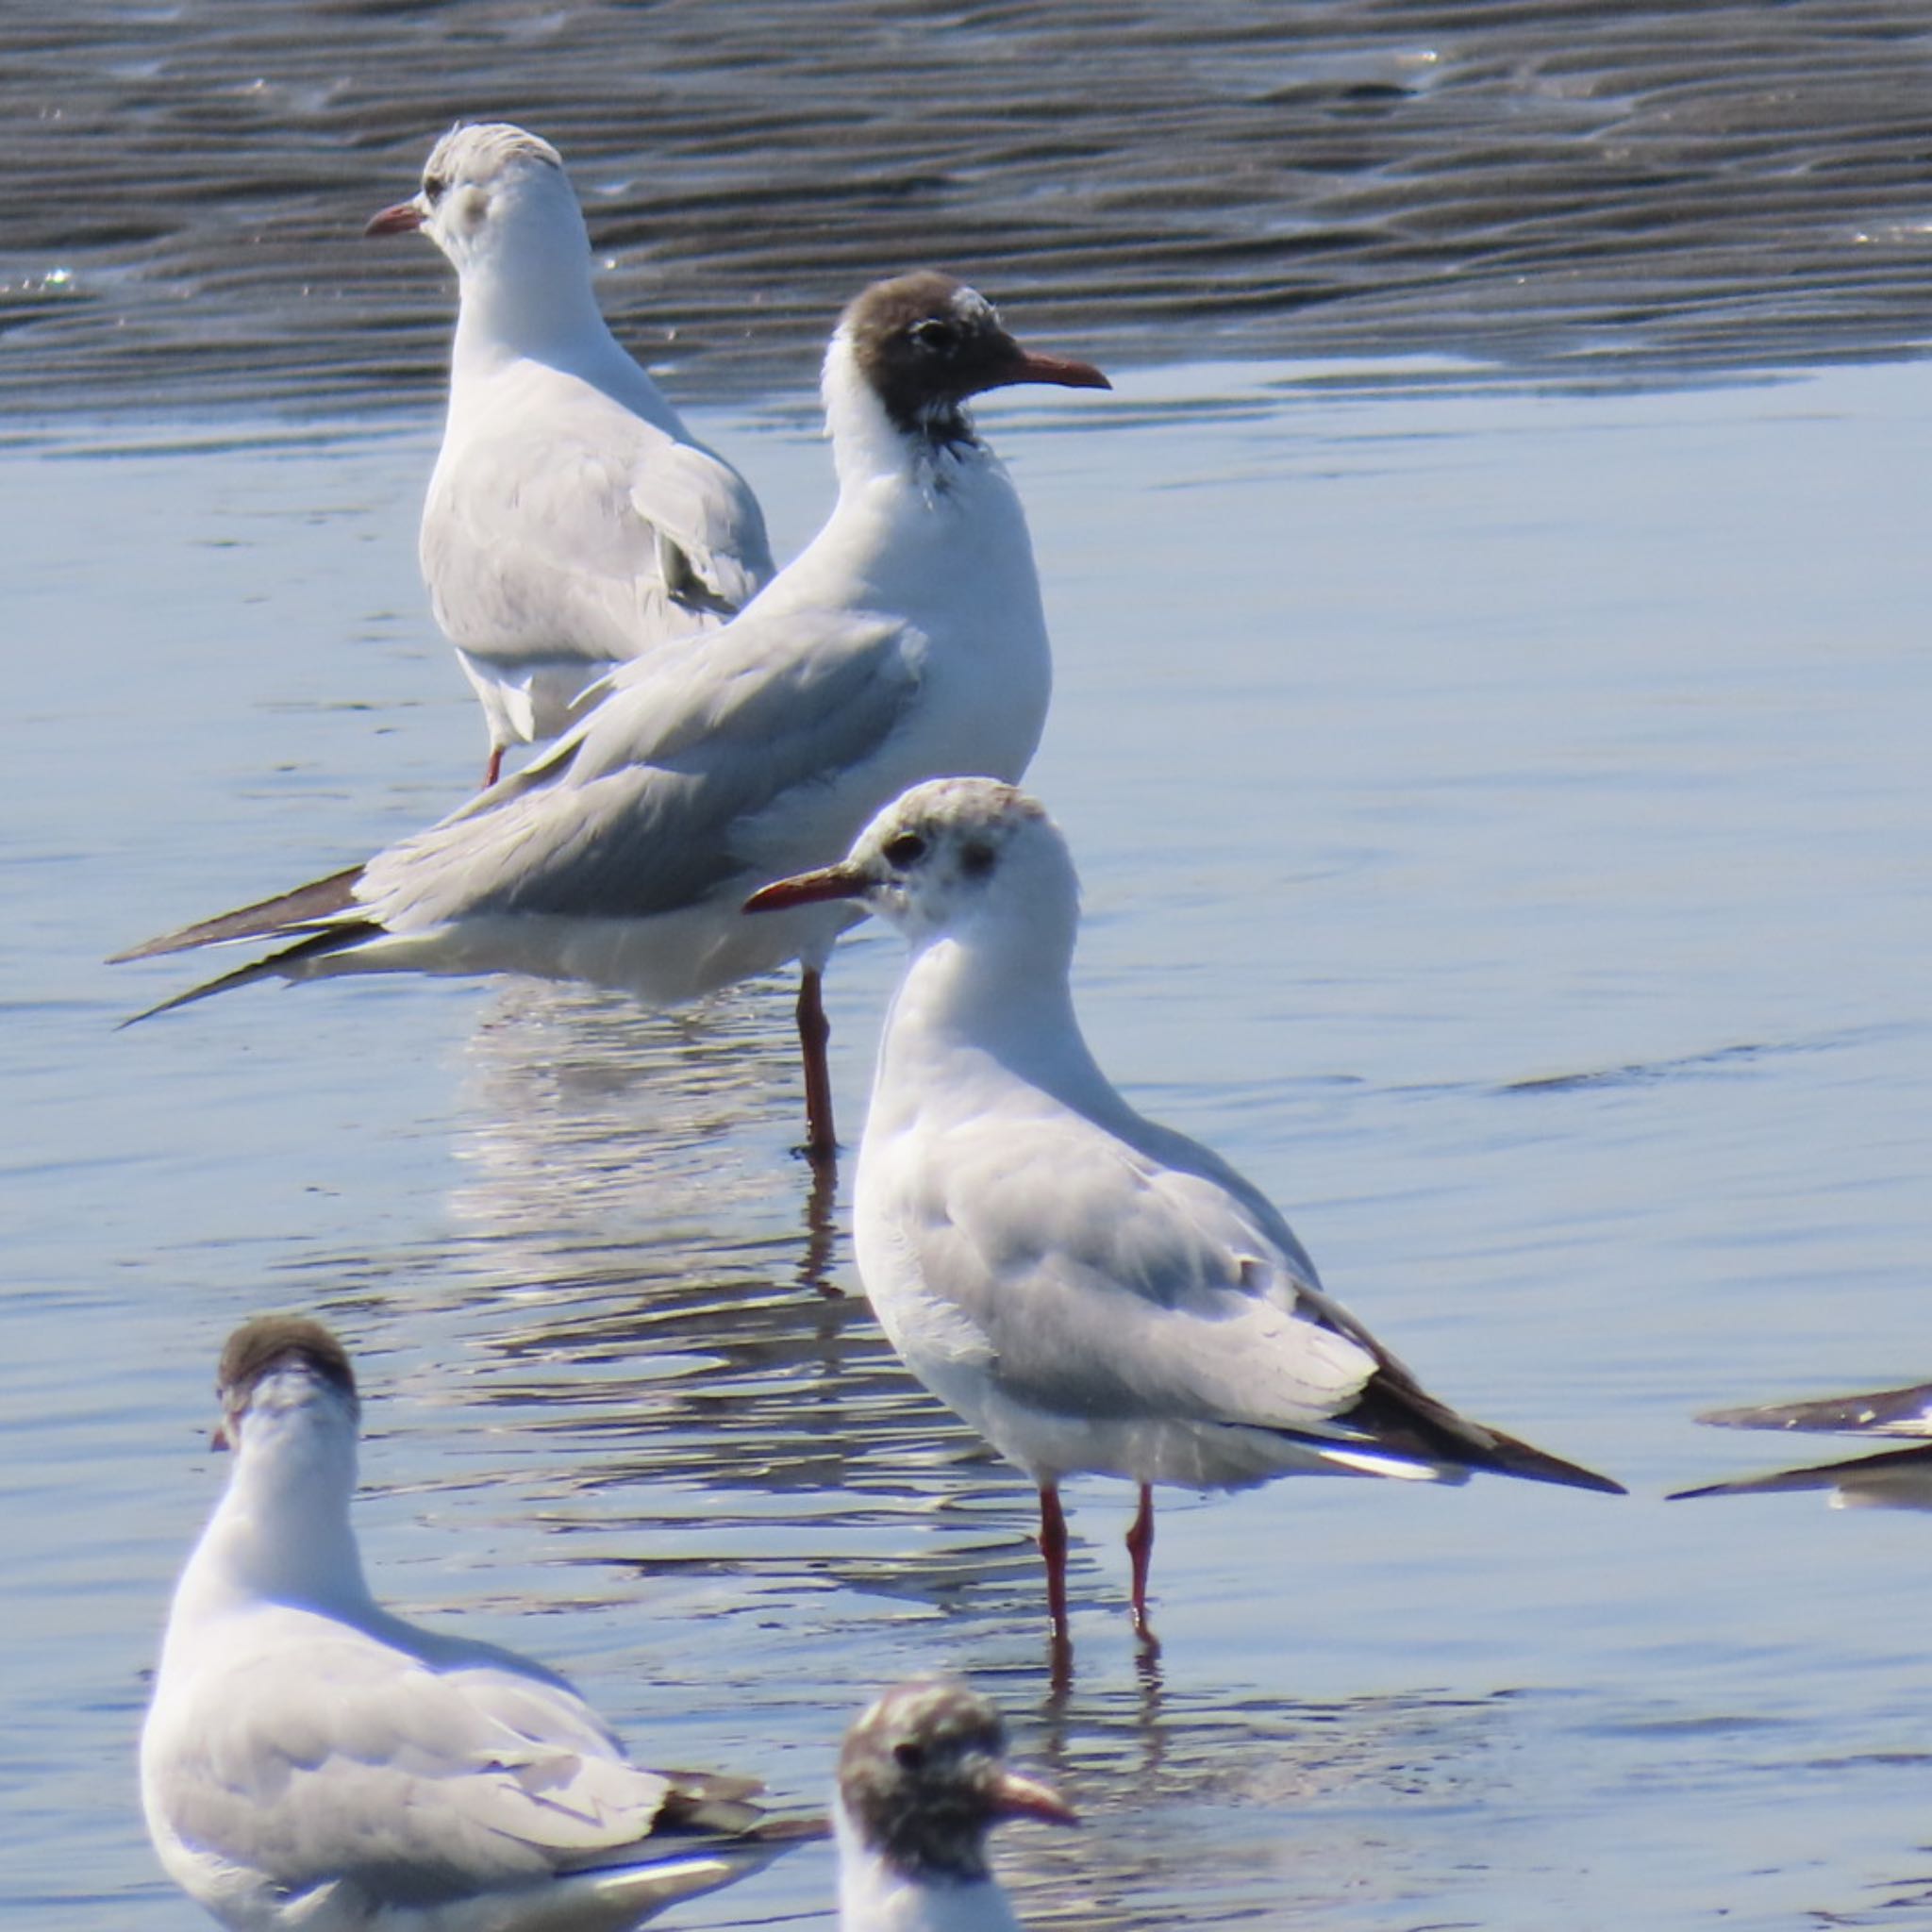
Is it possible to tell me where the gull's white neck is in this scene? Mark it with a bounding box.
[170,1397,372,1627]
[835,1807,1022,1932]
[870,890,1119,1136]
[447,194,680,432]
[821,333,995,499]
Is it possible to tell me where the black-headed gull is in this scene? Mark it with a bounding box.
[835,1679,1074,1932]
[110,274,1109,1160]
[746,778,1624,1650]
[366,123,774,788]
[141,1317,819,1930]
[1671,1378,1932,1508]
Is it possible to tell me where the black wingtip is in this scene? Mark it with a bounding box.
[108,864,365,965]
[115,924,378,1025]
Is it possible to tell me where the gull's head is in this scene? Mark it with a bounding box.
[365,122,581,279]
[214,1316,359,1455]
[745,778,1074,951]
[837,1678,1075,1884]
[825,271,1108,452]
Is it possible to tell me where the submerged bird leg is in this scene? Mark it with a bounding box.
[480,743,506,790]
[797,966,837,1165]
[1125,1484,1160,1649]
[1038,1484,1071,1647]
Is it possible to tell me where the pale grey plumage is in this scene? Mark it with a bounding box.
[141,1316,811,1931]
[372,121,774,772]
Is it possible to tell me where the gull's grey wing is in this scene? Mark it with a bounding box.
[108,867,365,964]
[424,369,771,666]
[880,1099,1622,1491]
[151,1620,682,1906]
[1696,1381,1932,1438]
[358,608,922,928]
[631,436,774,615]
[883,1102,1389,1437]
[1670,1440,1932,1507]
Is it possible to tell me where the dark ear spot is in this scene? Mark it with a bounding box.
[958,841,996,877]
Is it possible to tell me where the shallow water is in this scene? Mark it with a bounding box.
[8,5,1932,1930]
[8,352,1932,1928]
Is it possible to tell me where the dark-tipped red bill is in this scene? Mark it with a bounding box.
[743,865,870,914]
[364,200,424,238]
[989,1765,1078,1827]
[995,347,1110,393]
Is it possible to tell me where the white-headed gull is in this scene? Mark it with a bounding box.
[141,1316,819,1930]
[835,1679,1074,1932]
[110,274,1109,1160]
[367,122,774,787]
[746,778,1624,1650]
[1671,1378,1932,1508]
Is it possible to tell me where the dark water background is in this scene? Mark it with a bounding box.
[10,0,1932,419]
[6,6,1932,1932]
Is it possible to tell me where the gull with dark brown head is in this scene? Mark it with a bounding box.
[110,274,1110,1161]
[141,1316,818,1931]
[748,778,1624,1655]
[835,1679,1074,1932]
[367,122,774,786]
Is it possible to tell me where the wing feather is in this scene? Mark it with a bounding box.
[424,363,772,669]
[150,1615,676,1907]
[358,610,921,928]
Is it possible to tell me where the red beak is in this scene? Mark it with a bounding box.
[743,864,870,914]
[364,200,424,239]
[976,346,1110,397]
[988,1766,1078,1827]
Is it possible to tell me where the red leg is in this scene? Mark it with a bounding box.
[1038,1484,1071,1647]
[481,743,506,790]
[1125,1483,1158,1643]
[796,967,837,1166]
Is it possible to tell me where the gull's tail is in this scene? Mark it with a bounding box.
[553,1805,827,1924]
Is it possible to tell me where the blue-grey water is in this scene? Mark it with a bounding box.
[8,6,1932,1930]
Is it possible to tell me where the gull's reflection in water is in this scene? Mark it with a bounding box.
[971,1677,1517,1932]
[445,975,840,1294]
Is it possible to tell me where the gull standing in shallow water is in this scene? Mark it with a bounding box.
[141,1317,819,1931]
[1670,1378,1932,1508]
[835,1680,1074,1932]
[747,779,1624,1652]
[110,274,1109,1160]
[367,122,774,788]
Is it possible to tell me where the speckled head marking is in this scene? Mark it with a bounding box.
[420,123,565,203]
[838,1678,1074,1882]
[216,1316,358,1435]
[745,778,1058,931]
[841,271,1108,446]
[366,122,571,246]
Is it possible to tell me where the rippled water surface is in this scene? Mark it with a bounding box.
[7,7,1932,1932]
[14,1,1932,415]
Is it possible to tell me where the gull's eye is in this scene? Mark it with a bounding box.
[882,832,927,869]
[892,1740,925,1770]
[423,173,449,206]
[908,317,958,357]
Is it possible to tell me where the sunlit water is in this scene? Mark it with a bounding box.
[6,352,1932,1930]
[9,2,1932,1925]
